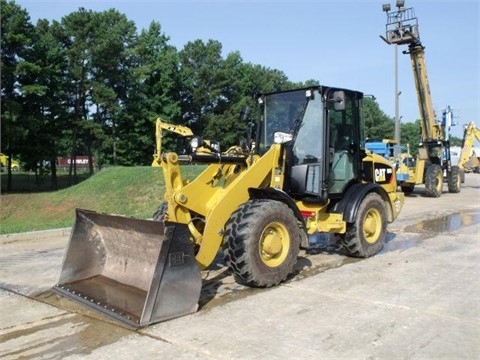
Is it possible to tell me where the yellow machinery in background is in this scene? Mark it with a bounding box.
[151,117,194,166]
[458,122,480,174]
[381,3,462,196]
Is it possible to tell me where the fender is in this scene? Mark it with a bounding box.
[248,187,306,229]
[333,183,390,223]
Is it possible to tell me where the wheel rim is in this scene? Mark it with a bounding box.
[435,170,443,192]
[363,208,382,244]
[259,221,290,267]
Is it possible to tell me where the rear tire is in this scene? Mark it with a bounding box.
[223,199,301,287]
[424,164,443,197]
[153,202,167,222]
[448,166,461,193]
[338,193,387,258]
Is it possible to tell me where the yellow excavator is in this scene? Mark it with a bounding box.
[151,117,194,166]
[381,4,462,196]
[458,122,480,173]
[55,86,405,327]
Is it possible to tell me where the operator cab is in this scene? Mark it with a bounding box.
[257,86,364,203]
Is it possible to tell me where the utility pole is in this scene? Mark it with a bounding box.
[381,0,406,153]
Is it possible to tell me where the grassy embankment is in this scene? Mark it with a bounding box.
[0,166,204,234]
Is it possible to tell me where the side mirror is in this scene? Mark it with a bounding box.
[332,91,346,111]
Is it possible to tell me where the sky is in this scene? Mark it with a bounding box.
[13,0,480,139]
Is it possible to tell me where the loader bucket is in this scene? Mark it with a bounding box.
[54,209,202,327]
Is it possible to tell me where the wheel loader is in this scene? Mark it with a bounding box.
[54,85,405,327]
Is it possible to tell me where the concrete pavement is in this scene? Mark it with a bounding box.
[1,174,479,359]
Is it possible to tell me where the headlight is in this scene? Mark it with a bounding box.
[273,132,293,144]
[190,136,203,150]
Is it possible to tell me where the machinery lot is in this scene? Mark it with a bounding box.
[1,174,479,359]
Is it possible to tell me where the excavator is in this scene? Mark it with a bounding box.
[380,4,462,196]
[54,85,405,327]
[458,122,480,173]
[151,117,194,166]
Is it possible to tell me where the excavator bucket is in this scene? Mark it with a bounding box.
[54,209,202,328]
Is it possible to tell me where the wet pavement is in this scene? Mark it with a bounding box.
[1,174,479,359]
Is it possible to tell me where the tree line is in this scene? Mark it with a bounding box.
[2,1,448,191]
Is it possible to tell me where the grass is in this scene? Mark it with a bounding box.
[0,166,205,234]
[1,169,91,193]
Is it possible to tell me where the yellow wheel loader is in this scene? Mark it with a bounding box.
[54,86,404,327]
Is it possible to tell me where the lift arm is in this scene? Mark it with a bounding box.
[458,122,480,170]
[381,7,441,143]
[408,42,443,142]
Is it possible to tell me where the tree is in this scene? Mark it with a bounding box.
[1,0,35,190]
[59,8,96,182]
[362,97,394,141]
[202,55,294,148]
[18,18,71,189]
[117,21,181,163]
[89,9,138,166]
[400,120,422,156]
[3,4,410,182]
[178,39,227,136]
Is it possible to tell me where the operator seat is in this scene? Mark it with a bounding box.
[329,125,354,194]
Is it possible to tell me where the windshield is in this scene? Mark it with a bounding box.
[260,90,308,151]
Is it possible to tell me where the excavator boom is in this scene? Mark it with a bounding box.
[458,122,480,172]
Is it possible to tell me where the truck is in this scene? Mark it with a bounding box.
[54,85,405,327]
[380,4,462,196]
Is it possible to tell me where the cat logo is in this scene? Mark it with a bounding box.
[375,168,387,182]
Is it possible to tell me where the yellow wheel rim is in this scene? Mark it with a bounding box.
[363,208,382,244]
[259,222,290,267]
[436,171,443,192]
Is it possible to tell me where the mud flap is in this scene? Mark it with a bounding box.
[54,209,202,327]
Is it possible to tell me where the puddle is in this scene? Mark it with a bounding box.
[1,292,131,359]
[404,211,480,234]
[384,211,480,253]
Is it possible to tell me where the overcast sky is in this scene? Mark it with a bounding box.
[14,0,480,138]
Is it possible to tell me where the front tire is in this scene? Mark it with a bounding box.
[424,164,443,197]
[338,193,387,258]
[223,199,302,287]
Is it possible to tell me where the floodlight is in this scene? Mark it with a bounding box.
[382,3,391,12]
